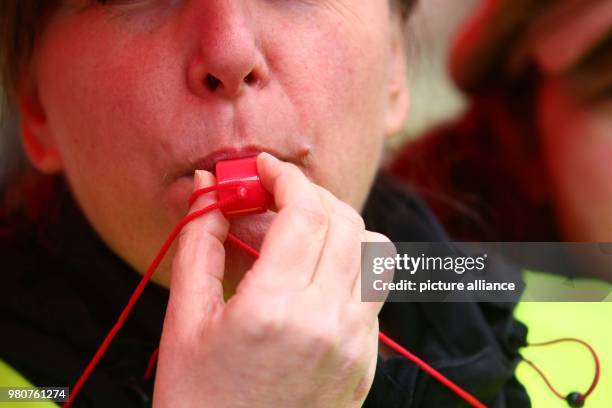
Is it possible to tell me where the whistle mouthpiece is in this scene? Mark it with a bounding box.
[215,156,272,218]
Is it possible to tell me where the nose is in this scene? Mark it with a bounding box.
[185,1,269,99]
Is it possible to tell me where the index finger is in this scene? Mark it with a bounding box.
[246,152,329,290]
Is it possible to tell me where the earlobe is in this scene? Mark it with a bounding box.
[385,75,410,137]
[17,92,63,174]
[384,22,410,138]
[20,122,63,174]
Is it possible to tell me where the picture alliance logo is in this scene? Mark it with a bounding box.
[372,253,489,275]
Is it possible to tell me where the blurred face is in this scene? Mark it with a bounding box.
[538,74,612,241]
[19,1,409,289]
[527,0,612,242]
[531,2,612,241]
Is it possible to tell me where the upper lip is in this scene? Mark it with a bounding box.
[176,144,305,179]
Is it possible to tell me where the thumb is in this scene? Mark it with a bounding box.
[168,170,230,328]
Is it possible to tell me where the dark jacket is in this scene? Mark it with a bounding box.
[0,174,530,407]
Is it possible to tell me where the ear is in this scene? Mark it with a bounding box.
[384,17,410,138]
[16,80,63,174]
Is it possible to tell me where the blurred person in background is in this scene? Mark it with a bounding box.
[395,3,612,406]
[392,0,612,259]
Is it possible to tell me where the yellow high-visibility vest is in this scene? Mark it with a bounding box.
[0,359,59,407]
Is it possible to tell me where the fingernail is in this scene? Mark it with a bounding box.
[194,169,215,189]
[258,152,280,172]
[259,151,278,162]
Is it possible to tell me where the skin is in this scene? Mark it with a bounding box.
[155,155,395,407]
[538,78,612,242]
[19,0,408,291]
[529,4,612,244]
[16,0,409,405]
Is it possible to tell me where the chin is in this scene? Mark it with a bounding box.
[227,211,275,250]
[221,211,275,296]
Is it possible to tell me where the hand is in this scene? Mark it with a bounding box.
[153,152,392,408]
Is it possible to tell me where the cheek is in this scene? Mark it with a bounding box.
[538,83,612,240]
[270,10,390,208]
[34,12,186,205]
[31,13,186,275]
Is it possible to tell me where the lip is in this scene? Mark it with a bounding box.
[175,144,308,180]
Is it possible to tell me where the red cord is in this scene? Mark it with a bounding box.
[143,347,160,382]
[378,332,486,408]
[522,338,600,403]
[62,195,240,407]
[226,232,261,258]
[189,180,247,207]
[64,186,487,408]
[222,233,487,408]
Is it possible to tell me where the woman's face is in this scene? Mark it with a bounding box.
[20,0,409,289]
[538,72,612,242]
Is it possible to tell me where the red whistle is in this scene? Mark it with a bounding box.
[215,156,272,218]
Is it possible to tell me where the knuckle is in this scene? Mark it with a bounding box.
[236,300,286,342]
[299,317,340,358]
[340,347,368,375]
[338,327,376,375]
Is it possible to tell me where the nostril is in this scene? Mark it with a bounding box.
[244,72,256,85]
[205,74,221,91]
